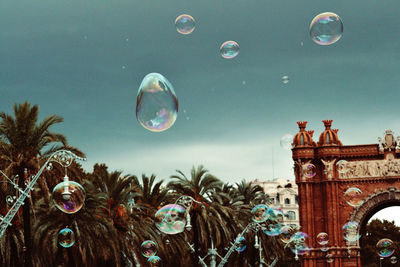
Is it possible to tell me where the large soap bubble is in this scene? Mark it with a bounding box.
[289,232,310,256]
[309,12,343,45]
[343,221,361,242]
[136,73,178,132]
[175,14,195,35]
[344,187,364,207]
[155,204,186,235]
[376,238,395,258]
[266,207,284,222]
[52,180,85,214]
[141,240,157,258]
[263,223,283,236]
[251,204,269,223]
[58,227,75,248]
[280,134,293,150]
[280,225,293,244]
[316,232,329,246]
[220,41,239,59]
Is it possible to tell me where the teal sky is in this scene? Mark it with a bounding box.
[1,0,400,184]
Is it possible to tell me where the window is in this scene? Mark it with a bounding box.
[276,193,280,204]
[285,198,290,205]
[287,211,296,220]
[295,195,298,204]
[270,198,275,204]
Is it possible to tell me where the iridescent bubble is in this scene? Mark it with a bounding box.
[263,223,283,236]
[344,187,364,207]
[148,255,162,264]
[316,232,329,246]
[234,236,246,252]
[280,225,293,244]
[220,41,239,59]
[326,254,334,263]
[251,204,269,223]
[376,238,395,258]
[343,221,361,242]
[280,134,293,150]
[52,180,85,214]
[281,76,289,84]
[289,232,310,256]
[58,227,75,248]
[136,73,178,132]
[175,14,195,35]
[290,232,309,244]
[309,12,343,45]
[390,256,397,264]
[155,204,186,235]
[305,164,316,178]
[266,207,285,222]
[336,160,348,174]
[290,243,310,256]
[141,240,157,258]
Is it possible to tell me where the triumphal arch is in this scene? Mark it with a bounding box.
[292,120,400,266]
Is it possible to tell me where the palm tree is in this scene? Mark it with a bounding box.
[0,102,69,267]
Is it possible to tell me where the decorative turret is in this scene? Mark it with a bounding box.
[293,121,315,147]
[318,120,342,146]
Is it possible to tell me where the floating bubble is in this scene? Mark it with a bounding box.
[280,225,293,243]
[148,255,162,264]
[264,223,283,236]
[291,243,311,256]
[280,134,293,150]
[281,76,289,84]
[220,41,239,59]
[336,160,348,174]
[376,238,395,258]
[266,207,285,222]
[141,240,157,258]
[155,204,186,235]
[175,14,195,35]
[390,256,397,264]
[326,254,334,263]
[320,246,330,252]
[289,232,310,256]
[290,232,309,244]
[136,73,178,132]
[58,227,75,248]
[52,180,85,214]
[234,236,246,252]
[316,232,329,246]
[343,221,361,242]
[305,164,316,178]
[344,187,364,207]
[251,204,269,223]
[309,12,343,45]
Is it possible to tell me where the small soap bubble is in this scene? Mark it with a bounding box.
[309,12,343,45]
[316,232,329,246]
[280,134,293,150]
[136,73,178,132]
[234,236,246,252]
[220,41,239,59]
[251,204,269,223]
[58,227,75,248]
[344,187,364,207]
[305,164,316,178]
[376,238,395,258]
[326,254,334,263]
[52,180,85,214]
[141,240,157,258]
[343,221,361,242]
[175,14,195,35]
[336,160,348,174]
[281,76,289,84]
[155,204,186,235]
[390,256,397,264]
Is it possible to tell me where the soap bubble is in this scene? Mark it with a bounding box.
[343,222,361,242]
[280,134,293,150]
[289,232,310,256]
[316,232,329,246]
[266,207,284,222]
[376,238,395,258]
[336,160,348,174]
[326,254,334,263]
[52,180,85,214]
[280,225,293,243]
[58,227,75,248]
[305,164,316,178]
[344,187,364,207]
[175,14,195,35]
[390,256,397,264]
[321,246,330,252]
[263,223,283,236]
[281,76,289,84]
[141,240,157,258]
[155,204,186,235]
[136,73,178,132]
[251,204,269,223]
[220,41,239,59]
[309,12,343,45]
[234,236,246,252]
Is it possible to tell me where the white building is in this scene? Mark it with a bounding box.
[253,178,300,229]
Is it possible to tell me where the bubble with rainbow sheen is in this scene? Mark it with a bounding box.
[58,227,75,248]
[309,12,343,45]
[175,14,195,35]
[305,164,316,178]
[343,221,361,242]
[280,225,293,243]
[220,41,239,59]
[147,255,162,264]
[280,134,293,150]
[290,243,310,256]
[136,73,178,132]
[326,254,334,263]
[251,204,269,223]
[376,238,395,258]
[336,160,349,174]
[234,236,246,252]
[266,207,285,222]
[390,256,397,264]
[344,187,364,207]
[141,240,157,258]
[316,232,329,246]
[263,223,283,236]
[155,204,186,235]
[52,181,85,214]
[290,231,309,244]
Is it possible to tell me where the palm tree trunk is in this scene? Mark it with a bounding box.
[191,212,201,267]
